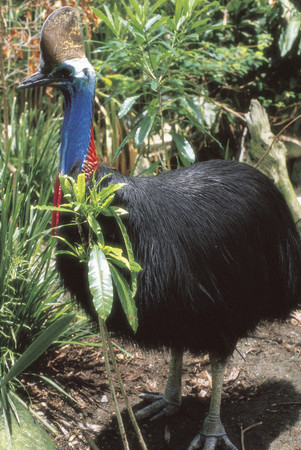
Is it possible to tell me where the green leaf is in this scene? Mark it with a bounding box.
[174,0,184,27]
[110,206,128,216]
[1,313,75,388]
[59,175,73,196]
[279,9,301,56]
[112,128,136,164]
[87,214,104,245]
[171,132,195,166]
[108,254,131,270]
[129,261,143,273]
[110,265,138,333]
[189,17,210,31]
[103,246,124,257]
[128,0,142,20]
[92,7,116,35]
[145,14,162,31]
[149,0,166,15]
[118,95,141,118]
[113,3,121,37]
[151,79,159,91]
[123,3,144,32]
[88,245,114,320]
[134,114,156,147]
[110,209,142,297]
[77,173,86,202]
[147,16,168,34]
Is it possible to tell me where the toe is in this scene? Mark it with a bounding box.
[135,398,167,421]
[187,433,238,450]
[135,394,180,421]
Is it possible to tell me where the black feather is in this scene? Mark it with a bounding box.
[57,159,301,358]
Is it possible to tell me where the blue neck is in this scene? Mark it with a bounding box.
[59,63,95,175]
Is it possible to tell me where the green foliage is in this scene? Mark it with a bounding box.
[93,0,223,168]
[46,173,141,332]
[0,98,87,444]
[0,395,56,450]
[6,0,301,169]
[92,0,301,164]
[0,313,74,446]
[1,314,75,390]
[0,103,70,370]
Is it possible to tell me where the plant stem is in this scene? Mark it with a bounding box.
[158,84,169,170]
[98,317,130,450]
[105,322,148,450]
[0,4,8,156]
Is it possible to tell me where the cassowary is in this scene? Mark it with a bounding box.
[19,7,301,449]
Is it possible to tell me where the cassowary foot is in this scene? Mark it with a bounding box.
[187,431,238,450]
[135,393,180,421]
[187,410,238,450]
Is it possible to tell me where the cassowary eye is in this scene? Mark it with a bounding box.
[55,68,72,79]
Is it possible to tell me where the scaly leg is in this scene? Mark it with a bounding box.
[135,348,183,421]
[188,353,238,450]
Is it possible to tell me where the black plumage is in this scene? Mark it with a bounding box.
[58,160,301,358]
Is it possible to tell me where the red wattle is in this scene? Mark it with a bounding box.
[51,125,99,235]
[83,126,99,178]
[51,174,62,236]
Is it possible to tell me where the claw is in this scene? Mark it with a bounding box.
[139,392,163,402]
[187,432,202,449]
[187,432,238,450]
[135,394,180,421]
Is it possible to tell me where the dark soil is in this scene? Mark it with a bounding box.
[21,312,301,450]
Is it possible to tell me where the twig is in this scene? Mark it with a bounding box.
[239,421,262,450]
[271,401,301,407]
[80,428,101,450]
[255,113,301,168]
[105,321,148,450]
[239,126,248,162]
[98,317,130,450]
[99,318,148,450]
[212,99,246,122]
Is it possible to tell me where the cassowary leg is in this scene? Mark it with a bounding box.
[188,354,238,450]
[135,348,183,421]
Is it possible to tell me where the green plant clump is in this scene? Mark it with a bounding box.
[49,173,142,332]
[0,103,87,444]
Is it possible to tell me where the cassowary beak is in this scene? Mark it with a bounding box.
[18,70,58,90]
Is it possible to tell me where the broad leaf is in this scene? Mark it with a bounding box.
[87,214,104,245]
[118,95,141,118]
[171,132,195,166]
[279,8,301,56]
[110,265,138,333]
[134,114,156,147]
[110,209,142,296]
[88,245,114,320]
[77,173,86,202]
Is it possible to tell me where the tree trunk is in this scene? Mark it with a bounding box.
[245,99,301,234]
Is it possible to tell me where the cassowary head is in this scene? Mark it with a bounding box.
[19,7,95,93]
[19,7,97,178]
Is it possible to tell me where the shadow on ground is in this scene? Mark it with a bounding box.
[95,379,301,449]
